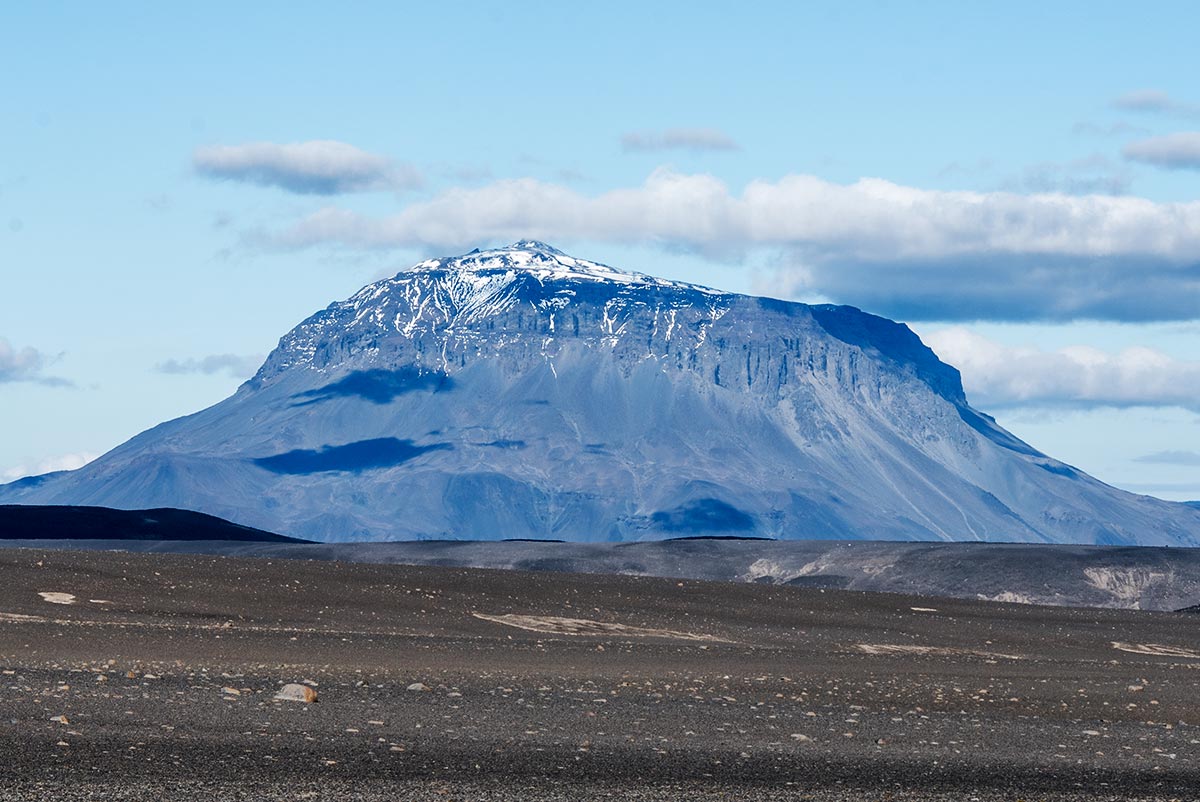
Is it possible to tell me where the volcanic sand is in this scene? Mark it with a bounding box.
[1,547,1199,801]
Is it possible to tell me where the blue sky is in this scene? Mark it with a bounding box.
[2,0,1199,499]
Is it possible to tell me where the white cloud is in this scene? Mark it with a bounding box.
[264,169,1200,321]
[2,452,98,482]
[1123,132,1200,170]
[923,327,1200,411]
[0,338,44,382]
[0,337,70,386]
[156,353,262,378]
[193,140,422,195]
[273,169,1200,261]
[621,128,739,152]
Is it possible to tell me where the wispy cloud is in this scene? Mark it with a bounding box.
[923,327,1200,411]
[1134,450,1200,466]
[621,128,739,152]
[935,157,994,178]
[0,337,71,386]
[1123,132,1200,170]
[1114,89,1176,112]
[1112,89,1200,117]
[193,140,422,195]
[2,451,98,482]
[1003,154,1131,195]
[439,164,493,182]
[1071,120,1150,137]
[155,353,262,379]
[259,169,1200,322]
[144,193,172,212]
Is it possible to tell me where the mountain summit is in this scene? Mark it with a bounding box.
[5,242,1199,544]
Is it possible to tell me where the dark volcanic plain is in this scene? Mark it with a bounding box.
[2,548,1199,801]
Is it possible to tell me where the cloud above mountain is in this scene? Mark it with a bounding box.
[923,327,1200,411]
[265,169,1200,322]
[193,140,422,195]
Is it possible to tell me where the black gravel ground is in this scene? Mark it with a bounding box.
[9,534,1200,611]
[1,547,1198,801]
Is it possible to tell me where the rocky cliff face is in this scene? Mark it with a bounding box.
[5,242,1199,545]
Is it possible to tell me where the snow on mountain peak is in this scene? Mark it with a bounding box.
[268,242,734,380]
[404,241,725,294]
[506,239,565,254]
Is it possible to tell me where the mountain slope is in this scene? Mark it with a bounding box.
[4,241,1198,545]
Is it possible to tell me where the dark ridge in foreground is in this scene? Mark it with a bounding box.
[0,504,306,543]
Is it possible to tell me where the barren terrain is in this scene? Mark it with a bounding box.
[1,547,1199,800]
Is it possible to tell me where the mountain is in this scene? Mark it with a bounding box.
[3,241,1198,545]
[0,504,305,542]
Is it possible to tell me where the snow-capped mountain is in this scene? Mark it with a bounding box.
[5,241,1199,545]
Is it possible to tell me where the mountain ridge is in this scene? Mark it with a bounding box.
[4,242,1198,545]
